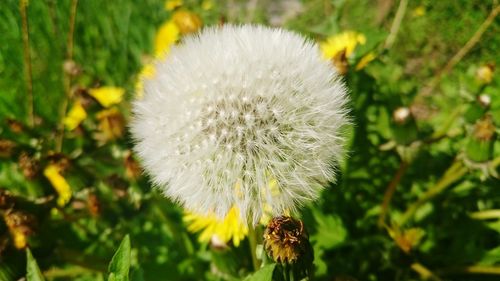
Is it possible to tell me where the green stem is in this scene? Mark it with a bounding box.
[399,160,467,226]
[248,225,260,271]
[20,0,34,127]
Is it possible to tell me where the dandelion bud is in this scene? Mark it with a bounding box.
[465,115,496,163]
[263,216,312,264]
[18,152,39,180]
[391,107,418,145]
[478,94,491,109]
[476,64,495,84]
[0,139,16,158]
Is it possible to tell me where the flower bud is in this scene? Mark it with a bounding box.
[263,216,312,264]
[391,107,418,145]
[465,115,496,163]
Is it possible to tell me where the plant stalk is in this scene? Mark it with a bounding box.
[20,0,34,127]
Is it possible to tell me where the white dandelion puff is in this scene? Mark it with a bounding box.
[130,25,350,224]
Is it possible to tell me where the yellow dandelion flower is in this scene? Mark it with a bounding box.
[165,0,182,11]
[43,164,71,206]
[184,206,248,247]
[172,10,202,35]
[64,100,87,130]
[320,31,366,60]
[135,63,156,99]
[202,0,213,10]
[88,87,125,108]
[412,6,426,17]
[355,52,377,71]
[154,21,180,58]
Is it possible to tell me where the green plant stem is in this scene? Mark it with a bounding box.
[399,160,468,226]
[411,262,442,281]
[56,0,79,152]
[384,0,409,49]
[378,161,409,227]
[469,209,500,220]
[248,225,260,271]
[438,265,500,275]
[20,0,34,127]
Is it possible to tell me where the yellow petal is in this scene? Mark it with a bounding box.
[155,21,180,58]
[135,64,156,99]
[88,87,125,108]
[172,10,202,34]
[355,52,377,70]
[43,164,72,206]
[320,31,366,60]
[64,101,87,130]
[165,0,182,11]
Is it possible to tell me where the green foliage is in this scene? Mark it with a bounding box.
[245,264,276,281]
[0,0,499,280]
[108,235,131,281]
[26,248,45,281]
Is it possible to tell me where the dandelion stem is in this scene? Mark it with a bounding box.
[248,225,260,270]
[20,0,34,127]
[384,0,409,49]
[56,0,79,152]
[378,161,409,227]
[417,4,500,98]
[399,159,467,226]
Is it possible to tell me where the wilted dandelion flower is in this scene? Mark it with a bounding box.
[131,25,349,224]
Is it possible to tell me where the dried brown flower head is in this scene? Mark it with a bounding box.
[263,216,312,264]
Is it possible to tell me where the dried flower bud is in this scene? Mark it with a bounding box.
[332,49,349,75]
[263,216,312,264]
[124,150,141,180]
[87,193,101,217]
[6,118,24,133]
[4,210,35,249]
[95,108,125,144]
[63,59,82,77]
[18,152,39,180]
[0,139,16,158]
[0,188,14,210]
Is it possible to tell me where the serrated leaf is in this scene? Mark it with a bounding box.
[108,235,131,281]
[26,248,45,281]
[311,209,347,249]
[245,264,276,281]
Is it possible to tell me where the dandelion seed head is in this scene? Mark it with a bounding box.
[131,25,350,224]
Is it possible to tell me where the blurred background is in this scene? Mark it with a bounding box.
[0,0,499,280]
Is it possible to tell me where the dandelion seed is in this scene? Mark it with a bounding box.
[131,25,350,224]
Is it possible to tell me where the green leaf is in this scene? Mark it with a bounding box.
[108,235,131,281]
[26,248,45,281]
[245,264,276,281]
[311,209,347,249]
